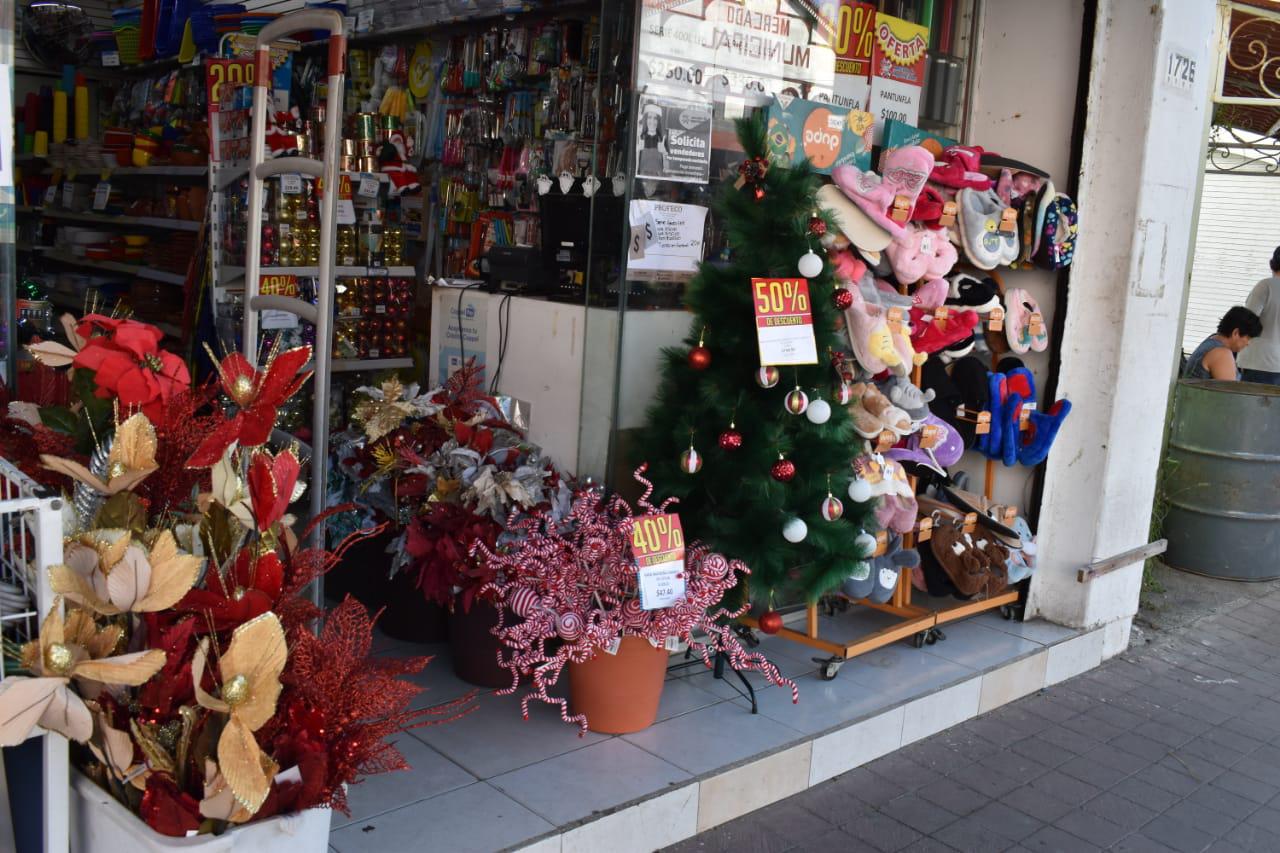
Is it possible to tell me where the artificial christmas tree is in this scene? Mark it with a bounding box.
[633,113,877,603]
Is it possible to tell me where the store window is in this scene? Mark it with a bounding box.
[606,0,978,484]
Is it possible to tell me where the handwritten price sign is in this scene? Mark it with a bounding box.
[752,277,818,366]
[631,513,687,610]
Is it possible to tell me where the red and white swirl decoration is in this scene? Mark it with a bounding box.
[473,464,798,734]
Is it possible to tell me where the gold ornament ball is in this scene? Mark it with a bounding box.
[222,673,250,706]
[44,642,73,676]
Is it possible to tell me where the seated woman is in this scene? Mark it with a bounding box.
[1183,306,1263,381]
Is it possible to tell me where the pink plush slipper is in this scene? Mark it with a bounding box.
[913,278,950,310]
[832,165,908,238]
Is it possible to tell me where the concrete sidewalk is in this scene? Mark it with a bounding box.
[666,591,1280,852]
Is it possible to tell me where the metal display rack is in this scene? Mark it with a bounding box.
[238,10,348,570]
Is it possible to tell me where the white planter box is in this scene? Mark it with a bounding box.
[70,772,330,852]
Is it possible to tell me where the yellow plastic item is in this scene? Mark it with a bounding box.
[123,235,149,247]
[52,91,67,144]
[74,80,89,140]
[178,21,196,63]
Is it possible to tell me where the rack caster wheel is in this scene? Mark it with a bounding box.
[933,628,946,642]
[822,596,837,617]
[735,625,760,648]
[814,656,845,680]
[925,630,938,645]
[913,632,927,648]
[1000,605,1014,620]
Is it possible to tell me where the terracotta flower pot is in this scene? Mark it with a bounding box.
[568,636,668,734]
[447,594,510,688]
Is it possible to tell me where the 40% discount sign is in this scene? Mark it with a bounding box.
[631,513,687,610]
[752,277,818,366]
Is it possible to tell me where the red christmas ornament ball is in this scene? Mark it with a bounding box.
[809,216,827,237]
[718,428,743,451]
[688,345,712,371]
[758,610,784,635]
[833,288,854,311]
[771,458,797,482]
[753,186,766,202]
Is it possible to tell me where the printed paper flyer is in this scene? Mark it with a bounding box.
[867,13,930,144]
[635,91,713,184]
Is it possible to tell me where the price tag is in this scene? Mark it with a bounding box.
[664,635,682,652]
[875,429,896,452]
[999,207,1017,233]
[281,174,303,194]
[1003,506,1018,525]
[917,517,933,542]
[920,232,935,256]
[603,636,621,655]
[752,277,818,366]
[875,530,889,554]
[62,182,75,208]
[939,201,957,228]
[988,306,1005,332]
[919,423,944,450]
[102,51,121,67]
[976,411,992,435]
[1028,312,1045,337]
[631,513,686,611]
[337,199,356,225]
[374,304,387,314]
[934,306,949,326]
[42,185,56,207]
[260,274,299,297]
[368,347,381,358]
[262,309,299,330]
[1019,405,1031,430]
[356,8,374,32]
[357,177,380,198]
[92,181,111,211]
[962,512,978,534]
[891,194,911,223]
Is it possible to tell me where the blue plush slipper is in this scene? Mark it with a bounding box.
[1002,392,1024,467]
[1017,399,1072,466]
[982,371,1005,460]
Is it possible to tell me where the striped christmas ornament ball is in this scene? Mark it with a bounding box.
[508,586,543,619]
[836,382,854,405]
[822,495,844,521]
[555,611,584,641]
[784,387,809,415]
[680,447,702,474]
[755,366,780,388]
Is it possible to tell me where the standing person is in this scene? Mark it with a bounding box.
[1239,247,1280,384]
[1183,306,1262,381]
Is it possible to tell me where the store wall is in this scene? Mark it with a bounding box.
[952,0,1085,512]
[1027,0,1218,638]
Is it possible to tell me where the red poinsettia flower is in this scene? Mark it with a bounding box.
[71,317,190,422]
[186,345,313,468]
[176,548,284,630]
[247,447,302,532]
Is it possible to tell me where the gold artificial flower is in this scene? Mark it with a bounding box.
[41,412,159,495]
[353,378,418,442]
[0,600,164,746]
[52,529,202,616]
[192,612,287,814]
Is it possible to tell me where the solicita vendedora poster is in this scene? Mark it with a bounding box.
[635,92,713,184]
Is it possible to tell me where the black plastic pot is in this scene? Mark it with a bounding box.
[378,569,449,642]
[447,594,510,688]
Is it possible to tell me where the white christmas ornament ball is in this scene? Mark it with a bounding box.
[782,517,809,543]
[847,476,873,503]
[806,399,832,424]
[855,530,878,553]
[798,249,824,278]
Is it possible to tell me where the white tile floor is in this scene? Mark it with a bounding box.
[328,604,1080,853]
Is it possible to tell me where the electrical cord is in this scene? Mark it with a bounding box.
[489,292,513,394]
[455,281,483,372]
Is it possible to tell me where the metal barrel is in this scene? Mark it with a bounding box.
[1164,379,1280,581]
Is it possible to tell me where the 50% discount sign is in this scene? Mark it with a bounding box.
[631,513,687,610]
[752,277,818,366]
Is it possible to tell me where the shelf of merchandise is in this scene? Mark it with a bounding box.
[217,264,416,287]
[44,165,209,177]
[40,251,187,285]
[331,358,414,373]
[27,208,204,232]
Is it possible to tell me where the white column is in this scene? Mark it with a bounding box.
[1026,0,1218,644]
